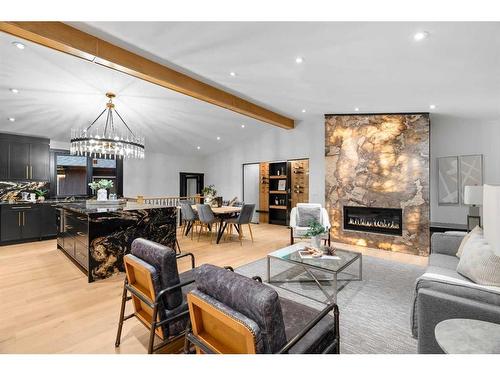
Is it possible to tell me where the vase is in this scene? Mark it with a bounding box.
[310,235,321,249]
[97,188,108,201]
[204,195,213,205]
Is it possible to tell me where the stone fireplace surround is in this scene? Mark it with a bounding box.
[325,113,430,256]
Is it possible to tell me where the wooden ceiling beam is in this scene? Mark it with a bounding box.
[0,21,294,130]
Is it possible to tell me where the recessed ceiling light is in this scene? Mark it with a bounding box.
[196,146,201,150]
[413,31,429,41]
[229,71,236,77]
[354,107,360,112]
[301,109,306,113]
[8,117,15,122]
[12,41,25,50]
[216,136,221,141]
[9,88,19,94]
[241,124,245,128]
[295,56,304,64]
[429,104,436,110]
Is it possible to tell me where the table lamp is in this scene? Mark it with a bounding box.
[464,185,482,230]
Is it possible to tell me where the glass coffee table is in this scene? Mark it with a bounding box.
[267,242,362,304]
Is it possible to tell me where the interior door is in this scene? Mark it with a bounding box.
[179,173,204,198]
[243,163,260,223]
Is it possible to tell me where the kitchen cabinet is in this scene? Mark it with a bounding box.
[0,202,58,244]
[0,133,50,181]
[0,204,40,242]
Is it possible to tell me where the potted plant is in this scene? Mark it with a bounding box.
[89,179,114,201]
[34,189,48,202]
[305,219,327,249]
[202,184,217,205]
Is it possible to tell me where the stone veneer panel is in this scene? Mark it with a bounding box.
[325,114,430,256]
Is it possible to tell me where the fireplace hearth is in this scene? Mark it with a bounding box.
[343,206,403,236]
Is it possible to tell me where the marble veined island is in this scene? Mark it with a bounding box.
[56,202,176,282]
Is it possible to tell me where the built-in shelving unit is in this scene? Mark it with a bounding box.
[257,158,309,226]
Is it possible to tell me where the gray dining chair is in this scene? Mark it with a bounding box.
[196,204,220,243]
[179,201,198,239]
[225,203,255,245]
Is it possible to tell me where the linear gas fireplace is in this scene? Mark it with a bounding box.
[343,206,403,236]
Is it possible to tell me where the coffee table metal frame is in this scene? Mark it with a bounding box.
[266,243,362,304]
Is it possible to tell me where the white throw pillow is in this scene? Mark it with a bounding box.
[456,226,482,258]
[457,233,500,287]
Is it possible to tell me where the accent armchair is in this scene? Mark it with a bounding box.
[115,238,196,354]
[184,264,340,354]
[289,203,331,246]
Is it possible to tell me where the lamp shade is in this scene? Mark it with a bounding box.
[463,185,483,205]
[483,184,500,256]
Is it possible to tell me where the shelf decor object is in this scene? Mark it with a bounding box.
[70,92,145,160]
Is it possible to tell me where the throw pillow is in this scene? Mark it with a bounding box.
[457,234,500,287]
[297,206,321,227]
[456,226,482,258]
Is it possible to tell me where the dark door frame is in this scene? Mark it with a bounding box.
[179,172,204,197]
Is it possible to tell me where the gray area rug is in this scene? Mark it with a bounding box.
[236,255,425,354]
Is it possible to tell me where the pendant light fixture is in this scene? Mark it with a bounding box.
[70,92,145,159]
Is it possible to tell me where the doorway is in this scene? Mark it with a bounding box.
[179,172,204,197]
[242,163,260,223]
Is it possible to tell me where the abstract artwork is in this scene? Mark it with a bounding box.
[459,154,483,204]
[438,156,459,205]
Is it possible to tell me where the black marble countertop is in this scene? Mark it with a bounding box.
[56,201,169,215]
[0,198,86,206]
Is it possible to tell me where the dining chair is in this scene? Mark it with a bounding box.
[225,204,255,245]
[179,201,198,239]
[196,204,220,243]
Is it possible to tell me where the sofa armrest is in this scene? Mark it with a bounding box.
[430,232,464,256]
[416,288,500,354]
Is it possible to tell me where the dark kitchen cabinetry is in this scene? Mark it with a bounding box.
[0,205,41,242]
[0,133,50,181]
[0,202,58,244]
[58,210,89,271]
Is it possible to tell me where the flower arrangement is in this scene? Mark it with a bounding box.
[88,179,114,192]
[202,184,217,197]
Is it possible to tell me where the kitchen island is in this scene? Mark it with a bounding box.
[57,202,176,282]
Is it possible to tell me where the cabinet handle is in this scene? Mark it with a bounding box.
[30,165,33,179]
[11,206,31,209]
[18,212,21,227]
[23,212,25,226]
[26,165,29,179]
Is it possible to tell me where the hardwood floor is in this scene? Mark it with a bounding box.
[0,223,427,354]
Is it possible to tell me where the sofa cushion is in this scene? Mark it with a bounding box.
[457,238,500,287]
[280,297,336,353]
[194,264,287,353]
[429,253,460,270]
[456,226,482,258]
[297,206,321,227]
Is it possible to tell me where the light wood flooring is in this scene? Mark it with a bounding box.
[0,223,427,354]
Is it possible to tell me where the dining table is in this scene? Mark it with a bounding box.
[191,205,241,244]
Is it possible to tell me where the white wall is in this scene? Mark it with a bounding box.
[203,115,325,204]
[430,115,500,224]
[123,152,205,197]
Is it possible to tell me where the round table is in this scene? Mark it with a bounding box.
[435,319,500,354]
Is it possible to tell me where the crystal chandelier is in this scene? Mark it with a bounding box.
[70,92,145,159]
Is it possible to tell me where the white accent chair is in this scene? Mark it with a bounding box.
[289,203,331,246]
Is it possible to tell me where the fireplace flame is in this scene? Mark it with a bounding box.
[348,217,400,229]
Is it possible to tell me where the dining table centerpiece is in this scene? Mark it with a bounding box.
[202,184,217,206]
[305,219,327,249]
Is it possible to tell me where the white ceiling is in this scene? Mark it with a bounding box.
[0,31,270,156]
[1,22,500,156]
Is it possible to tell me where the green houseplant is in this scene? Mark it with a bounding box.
[202,184,217,205]
[34,189,47,202]
[305,219,327,249]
